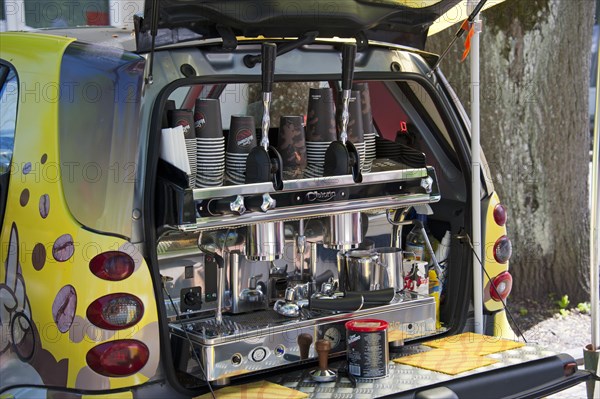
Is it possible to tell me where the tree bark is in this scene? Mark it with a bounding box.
[427,0,594,304]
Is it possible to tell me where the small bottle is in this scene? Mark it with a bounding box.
[405,214,428,261]
[435,230,451,289]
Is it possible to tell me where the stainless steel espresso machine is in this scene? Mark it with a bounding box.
[165,164,441,383]
[161,43,441,384]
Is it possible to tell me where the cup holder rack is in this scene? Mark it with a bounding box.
[155,159,440,233]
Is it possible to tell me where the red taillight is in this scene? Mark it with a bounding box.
[90,252,135,281]
[87,293,144,330]
[493,235,512,264]
[86,340,149,377]
[493,203,507,226]
[490,271,513,302]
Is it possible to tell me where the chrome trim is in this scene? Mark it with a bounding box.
[191,167,429,201]
[193,182,275,200]
[180,193,440,232]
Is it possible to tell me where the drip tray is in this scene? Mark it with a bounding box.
[185,309,312,339]
[171,294,411,345]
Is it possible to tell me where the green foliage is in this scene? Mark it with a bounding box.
[559,309,570,317]
[555,295,570,310]
[577,302,591,314]
[519,307,528,317]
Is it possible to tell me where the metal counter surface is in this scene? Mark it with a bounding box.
[268,344,556,398]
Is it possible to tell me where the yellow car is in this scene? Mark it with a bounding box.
[0,1,588,398]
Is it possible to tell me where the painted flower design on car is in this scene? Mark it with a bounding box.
[0,223,33,359]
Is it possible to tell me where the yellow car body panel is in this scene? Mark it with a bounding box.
[494,310,518,340]
[0,33,159,393]
[483,192,510,312]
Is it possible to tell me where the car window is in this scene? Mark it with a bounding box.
[170,82,325,130]
[22,0,109,28]
[0,66,17,174]
[405,81,456,153]
[59,42,144,238]
[0,64,17,230]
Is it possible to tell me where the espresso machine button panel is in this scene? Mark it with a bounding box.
[203,255,219,302]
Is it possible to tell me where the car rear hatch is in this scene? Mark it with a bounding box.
[134,0,463,51]
[132,3,591,397]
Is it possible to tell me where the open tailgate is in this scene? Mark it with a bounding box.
[266,343,589,398]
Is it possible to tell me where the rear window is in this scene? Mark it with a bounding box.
[59,42,144,238]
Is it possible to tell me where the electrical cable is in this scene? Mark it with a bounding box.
[461,233,528,343]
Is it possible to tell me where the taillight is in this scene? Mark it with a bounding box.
[86,340,149,377]
[87,293,144,330]
[90,251,135,281]
[490,271,513,302]
[493,203,507,226]
[493,235,512,264]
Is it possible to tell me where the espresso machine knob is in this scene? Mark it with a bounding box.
[260,193,276,212]
[246,193,276,212]
[230,195,246,214]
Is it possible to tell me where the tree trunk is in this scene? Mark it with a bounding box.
[427,0,594,304]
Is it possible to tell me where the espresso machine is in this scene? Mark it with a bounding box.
[169,202,439,383]
[164,43,440,383]
[167,158,442,384]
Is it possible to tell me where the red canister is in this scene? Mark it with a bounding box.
[345,319,389,379]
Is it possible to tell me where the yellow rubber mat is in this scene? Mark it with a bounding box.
[423,332,525,355]
[194,381,308,399]
[393,348,499,375]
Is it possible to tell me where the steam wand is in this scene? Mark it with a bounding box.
[297,219,307,276]
[215,253,226,325]
[198,230,233,326]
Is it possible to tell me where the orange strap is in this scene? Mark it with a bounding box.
[461,23,475,62]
